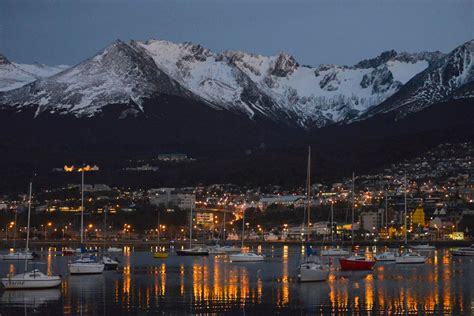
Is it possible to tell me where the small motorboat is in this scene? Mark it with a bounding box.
[68,256,105,274]
[409,244,435,251]
[102,256,119,270]
[176,247,209,256]
[375,252,396,261]
[339,255,376,270]
[228,252,264,262]
[0,251,34,260]
[320,248,350,257]
[1,269,61,289]
[62,248,76,256]
[107,247,122,253]
[451,244,474,256]
[395,252,427,264]
[298,261,329,282]
[153,251,169,258]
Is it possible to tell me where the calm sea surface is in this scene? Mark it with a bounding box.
[0,245,473,315]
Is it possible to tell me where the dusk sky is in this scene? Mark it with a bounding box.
[0,0,472,66]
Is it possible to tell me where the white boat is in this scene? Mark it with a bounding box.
[298,261,329,282]
[207,245,227,255]
[102,255,119,270]
[176,246,209,256]
[0,251,34,260]
[1,269,61,289]
[229,252,264,262]
[375,252,396,261]
[395,252,427,264]
[68,256,105,274]
[107,247,122,253]
[1,181,62,290]
[410,244,435,251]
[221,245,241,253]
[451,244,474,256]
[320,248,350,257]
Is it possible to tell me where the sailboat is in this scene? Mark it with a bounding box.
[101,206,119,270]
[321,201,349,257]
[68,168,105,274]
[0,201,34,261]
[298,147,329,281]
[176,201,209,256]
[153,209,168,258]
[228,207,264,262]
[339,173,376,271]
[1,181,61,289]
[395,173,427,264]
[375,186,396,261]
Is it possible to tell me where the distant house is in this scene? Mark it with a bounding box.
[257,195,306,210]
[157,154,189,162]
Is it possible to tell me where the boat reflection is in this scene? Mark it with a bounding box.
[0,288,61,308]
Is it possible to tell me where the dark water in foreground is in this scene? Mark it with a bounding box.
[0,245,473,315]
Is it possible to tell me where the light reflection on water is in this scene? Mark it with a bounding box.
[0,246,472,314]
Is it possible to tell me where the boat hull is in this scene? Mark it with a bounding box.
[450,250,474,256]
[176,250,209,256]
[68,263,105,274]
[0,252,34,260]
[1,277,61,289]
[339,258,375,270]
[228,254,264,262]
[395,257,426,264]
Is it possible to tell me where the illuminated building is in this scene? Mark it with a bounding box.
[411,206,425,226]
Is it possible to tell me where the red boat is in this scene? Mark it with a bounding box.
[339,256,376,270]
[62,248,75,256]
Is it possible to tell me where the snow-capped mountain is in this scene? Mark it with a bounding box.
[1,40,189,117]
[363,39,473,118]
[1,38,468,129]
[0,53,69,91]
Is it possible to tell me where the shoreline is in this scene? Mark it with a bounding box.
[1,239,472,250]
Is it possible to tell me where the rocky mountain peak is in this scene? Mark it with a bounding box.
[0,54,11,66]
[270,52,299,77]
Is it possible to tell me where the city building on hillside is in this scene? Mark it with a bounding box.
[83,184,112,192]
[411,206,426,227]
[360,210,382,233]
[149,188,195,210]
[257,195,306,210]
[195,212,214,227]
[157,153,189,162]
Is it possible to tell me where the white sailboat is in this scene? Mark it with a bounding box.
[1,181,61,289]
[395,173,427,264]
[451,244,474,256]
[375,251,396,261]
[0,201,34,261]
[228,207,264,262]
[298,146,329,282]
[68,168,105,274]
[176,201,209,256]
[321,201,350,257]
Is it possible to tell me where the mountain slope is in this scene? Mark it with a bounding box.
[0,40,190,117]
[0,39,444,128]
[362,40,474,118]
[0,53,69,91]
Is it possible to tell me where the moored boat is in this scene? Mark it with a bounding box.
[410,244,435,251]
[102,255,119,270]
[68,256,105,274]
[298,261,330,282]
[107,247,122,253]
[176,247,209,256]
[62,248,76,256]
[1,269,61,289]
[228,252,264,262]
[375,252,396,261]
[321,248,350,257]
[0,251,34,260]
[339,255,376,270]
[395,252,427,264]
[450,244,474,256]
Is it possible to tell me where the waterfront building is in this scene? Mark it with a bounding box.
[412,206,426,226]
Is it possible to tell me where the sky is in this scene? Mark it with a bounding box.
[0,0,472,67]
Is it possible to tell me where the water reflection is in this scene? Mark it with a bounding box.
[0,246,471,314]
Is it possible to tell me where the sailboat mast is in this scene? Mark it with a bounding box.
[351,172,355,245]
[24,181,32,271]
[306,146,311,229]
[103,206,107,251]
[385,183,389,238]
[241,209,245,248]
[80,169,84,244]
[330,201,334,243]
[189,203,193,249]
[404,173,408,245]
